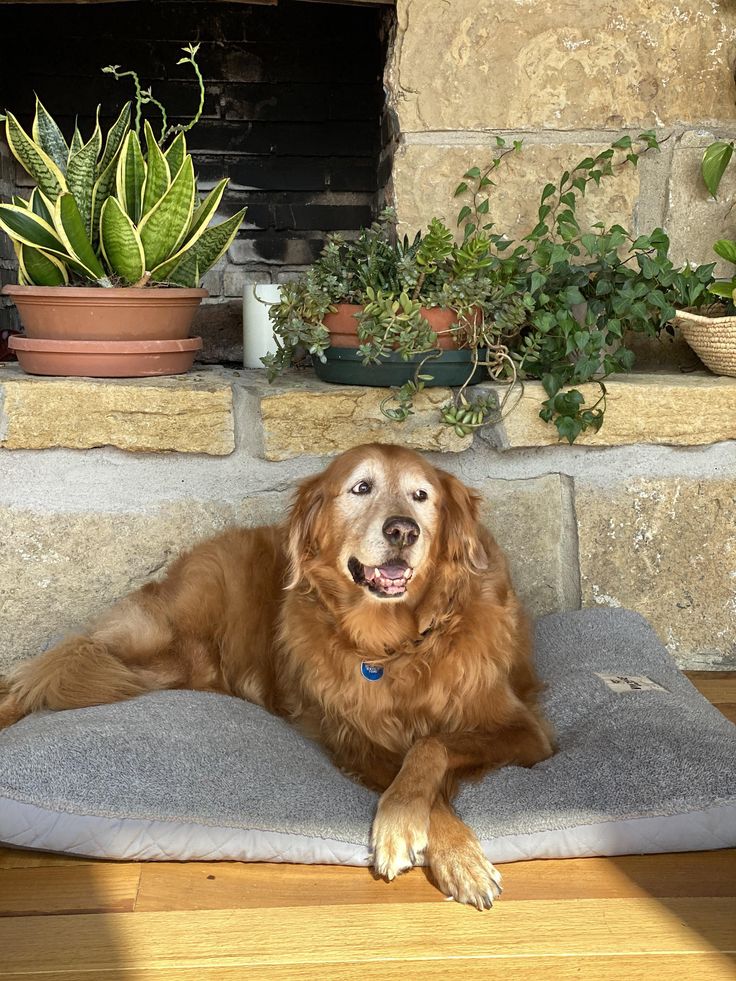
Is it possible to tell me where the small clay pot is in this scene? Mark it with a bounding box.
[9,336,203,378]
[322,302,480,350]
[2,285,207,341]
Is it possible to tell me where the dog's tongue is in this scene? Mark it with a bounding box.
[374,562,409,581]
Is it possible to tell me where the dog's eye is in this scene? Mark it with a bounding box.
[350,480,372,496]
[413,489,428,502]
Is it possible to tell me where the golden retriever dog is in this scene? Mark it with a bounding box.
[0,443,554,908]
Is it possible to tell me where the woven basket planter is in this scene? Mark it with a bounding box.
[674,307,736,377]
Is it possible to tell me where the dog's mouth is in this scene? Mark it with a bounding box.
[348,557,414,598]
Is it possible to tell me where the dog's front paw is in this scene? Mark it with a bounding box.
[428,837,503,910]
[371,793,430,881]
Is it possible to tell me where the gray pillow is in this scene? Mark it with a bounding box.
[0,608,734,864]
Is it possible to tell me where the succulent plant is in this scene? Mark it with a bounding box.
[0,46,245,289]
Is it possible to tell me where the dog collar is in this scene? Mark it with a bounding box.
[360,662,384,681]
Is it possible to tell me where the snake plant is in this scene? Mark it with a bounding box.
[0,49,245,289]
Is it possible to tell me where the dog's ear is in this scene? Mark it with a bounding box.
[286,473,326,588]
[438,470,488,573]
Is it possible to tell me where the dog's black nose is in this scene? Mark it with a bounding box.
[382,516,420,548]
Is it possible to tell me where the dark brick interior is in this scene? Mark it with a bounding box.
[0,0,392,349]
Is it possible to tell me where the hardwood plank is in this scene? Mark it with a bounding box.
[685,673,736,705]
[0,864,141,916]
[135,850,736,911]
[1,899,734,972]
[712,703,736,724]
[0,846,96,869]
[1,953,734,981]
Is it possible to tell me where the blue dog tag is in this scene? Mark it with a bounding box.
[361,662,384,681]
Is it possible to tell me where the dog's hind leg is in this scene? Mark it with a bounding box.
[0,592,183,731]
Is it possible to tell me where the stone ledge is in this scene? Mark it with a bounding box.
[0,364,236,456]
[2,364,734,458]
[485,372,736,449]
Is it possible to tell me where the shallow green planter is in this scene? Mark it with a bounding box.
[313,347,487,388]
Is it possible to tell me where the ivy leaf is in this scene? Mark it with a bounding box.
[556,415,583,444]
[702,141,734,198]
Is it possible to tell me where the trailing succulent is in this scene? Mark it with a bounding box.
[0,44,245,289]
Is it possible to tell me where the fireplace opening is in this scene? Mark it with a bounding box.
[0,0,396,361]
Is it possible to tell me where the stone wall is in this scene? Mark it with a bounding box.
[387,0,736,271]
[1,365,734,674]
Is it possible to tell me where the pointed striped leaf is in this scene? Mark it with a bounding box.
[184,178,228,246]
[54,193,109,282]
[0,203,66,254]
[69,124,83,159]
[116,131,146,224]
[66,109,102,236]
[30,188,54,224]
[164,132,186,178]
[154,208,245,284]
[19,244,69,286]
[97,101,131,177]
[100,196,145,283]
[141,120,171,217]
[11,194,29,208]
[32,97,69,175]
[5,112,67,201]
[90,151,123,249]
[138,155,195,269]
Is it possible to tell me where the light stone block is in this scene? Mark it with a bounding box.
[477,474,579,618]
[488,373,736,449]
[258,381,471,460]
[392,143,640,242]
[0,366,235,456]
[389,0,736,132]
[576,478,736,666]
[0,493,290,672]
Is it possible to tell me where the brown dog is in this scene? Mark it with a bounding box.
[0,443,554,907]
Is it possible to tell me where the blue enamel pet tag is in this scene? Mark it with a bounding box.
[361,662,384,681]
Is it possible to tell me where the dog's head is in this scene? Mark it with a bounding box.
[287,443,487,602]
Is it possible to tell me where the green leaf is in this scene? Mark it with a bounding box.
[702,141,734,198]
[184,178,228,246]
[116,131,146,224]
[555,415,582,444]
[138,155,195,269]
[90,151,122,249]
[141,120,172,217]
[69,124,83,159]
[708,280,736,298]
[463,166,481,179]
[100,196,145,283]
[0,203,66,254]
[97,101,131,177]
[5,111,67,202]
[66,108,102,236]
[540,183,556,203]
[32,97,69,175]
[457,205,472,225]
[18,243,69,286]
[164,132,186,178]
[54,192,109,282]
[29,188,54,225]
[152,207,245,284]
[453,182,468,197]
[713,239,736,265]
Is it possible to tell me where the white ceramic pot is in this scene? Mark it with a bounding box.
[243,283,281,369]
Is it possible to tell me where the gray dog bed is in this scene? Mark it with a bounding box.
[0,609,734,864]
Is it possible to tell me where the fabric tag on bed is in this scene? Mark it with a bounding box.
[596,673,667,693]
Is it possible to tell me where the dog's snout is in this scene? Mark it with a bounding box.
[382,516,420,548]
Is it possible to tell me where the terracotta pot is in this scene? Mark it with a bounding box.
[9,336,203,378]
[322,302,480,350]
[1,285,207,341]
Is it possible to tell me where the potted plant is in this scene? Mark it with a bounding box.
[263,209,504,404]
[668,141,736,377]
[0,44,245,377]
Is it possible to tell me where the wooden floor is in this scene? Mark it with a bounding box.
[1,672,735,980]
